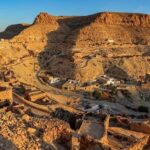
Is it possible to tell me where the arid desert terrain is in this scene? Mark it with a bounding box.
[0,12,149,149]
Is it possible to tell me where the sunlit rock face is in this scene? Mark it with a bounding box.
[0,12,150,82]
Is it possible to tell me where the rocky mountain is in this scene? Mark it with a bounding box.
[0,12,149,82]
[0,12,150,150]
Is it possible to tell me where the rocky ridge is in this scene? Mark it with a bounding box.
[0,12,149,82]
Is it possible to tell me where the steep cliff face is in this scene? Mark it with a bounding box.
[95,12,150,27]
[0,12,150,82]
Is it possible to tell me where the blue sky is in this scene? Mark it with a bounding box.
[0,0,150,31]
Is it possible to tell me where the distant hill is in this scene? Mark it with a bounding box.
[0,23,30,39]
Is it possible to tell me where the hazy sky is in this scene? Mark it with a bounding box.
[0,0,150,31]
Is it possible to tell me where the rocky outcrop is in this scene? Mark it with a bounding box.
[94,12,150,27]
[33,12,58,24]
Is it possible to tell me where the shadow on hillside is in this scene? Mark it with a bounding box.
[0,134,18,150]
[105,65,141,85]
[37,15,97,80]
[37,14,143,86]
[105,65,130,80]
[0,24,30,39]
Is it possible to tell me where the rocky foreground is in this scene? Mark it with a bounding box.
[0,12,149,149]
